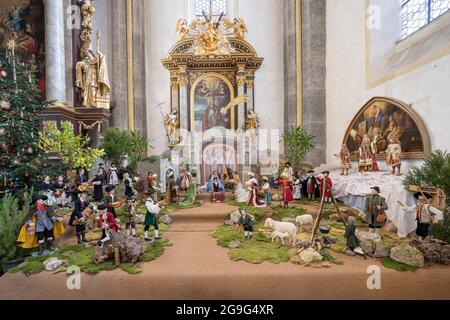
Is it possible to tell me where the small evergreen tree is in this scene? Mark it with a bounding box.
[0,194,30,262]
[0,39,51,193]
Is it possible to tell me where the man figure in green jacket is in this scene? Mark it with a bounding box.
[364,186,388,235]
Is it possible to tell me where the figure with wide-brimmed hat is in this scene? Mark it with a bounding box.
[303,170,318,201]
[317,171,333,203]
[281,162,294,180]
[364,186,388,234]
[69,190,90,244]
[237,207,255,240]
[17,195,64,255]
[104,185,120,219]
[124,195,137,237]
[398,192,444,240]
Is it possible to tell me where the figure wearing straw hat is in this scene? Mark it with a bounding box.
[398,192,444,240]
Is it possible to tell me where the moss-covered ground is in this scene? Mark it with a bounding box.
[10,202,173,276]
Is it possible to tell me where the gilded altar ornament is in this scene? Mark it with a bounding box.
[175,18,190,39]
[76,0,111,109]
[175,12,249,55]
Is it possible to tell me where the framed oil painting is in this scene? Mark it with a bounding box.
[191,73,234,132]
[343,97,431,159]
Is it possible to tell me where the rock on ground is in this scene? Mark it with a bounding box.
[299,248,323,265]
[159,215,173,225]
[228,241,241,249]
[390,244,424,268]
[373,241,391,258]
[410,238,450,265]
[357,231,381,255]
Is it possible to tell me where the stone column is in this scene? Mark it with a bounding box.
[132,0,147,136]
[110,0,128,130]
[283,0,298,131]
[44,0,66,104]
[301,0,326,166]
[178,65,189,133]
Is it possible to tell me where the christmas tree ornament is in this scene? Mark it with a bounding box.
[27,146,34,154]
[0,100,11,110]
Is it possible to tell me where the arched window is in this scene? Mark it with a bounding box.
[195,0,227,17]
[400,0,450,39]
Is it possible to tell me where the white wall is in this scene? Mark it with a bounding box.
[145,0,184,154]
[92,0,113,89]
[239,0,284,137]
[326,0,450,170]
[144,0,284,155]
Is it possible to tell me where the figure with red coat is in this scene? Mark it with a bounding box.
[246,172,266,207]
[317,171,333,203]
[275,173,294,208]
[96,204,119,247]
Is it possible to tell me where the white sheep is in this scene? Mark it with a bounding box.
[271,230,290,245]
[264,218,297,246]
[295,214,314,232]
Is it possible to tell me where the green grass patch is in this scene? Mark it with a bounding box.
[319,249,344,265]
[120,263,143,274]
[272,207,307,220]
[140,239,172,262]
[212,225,293,264]
[10,235,172,276]
[381,257,418,272]
[225,199,245,206]
[229,240,292,264]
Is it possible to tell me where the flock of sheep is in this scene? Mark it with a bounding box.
[265,214,314,247]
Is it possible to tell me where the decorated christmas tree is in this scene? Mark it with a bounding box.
[0,39,51,193]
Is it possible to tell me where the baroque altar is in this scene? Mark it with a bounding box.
[161,14,264,183]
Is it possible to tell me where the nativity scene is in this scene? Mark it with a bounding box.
[0,0,449,303]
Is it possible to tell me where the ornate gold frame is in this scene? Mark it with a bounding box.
[343,97,432,160]
[190,72,236,131]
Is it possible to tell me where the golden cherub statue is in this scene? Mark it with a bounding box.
[175,17,190,39]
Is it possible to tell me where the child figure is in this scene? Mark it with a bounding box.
[125,196,137,237]
[262,177,272,207]
[344,216,364,256]
[238,207,255,240]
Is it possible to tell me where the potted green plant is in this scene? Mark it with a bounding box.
[0,195,30,273]
[281,126,315,169]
